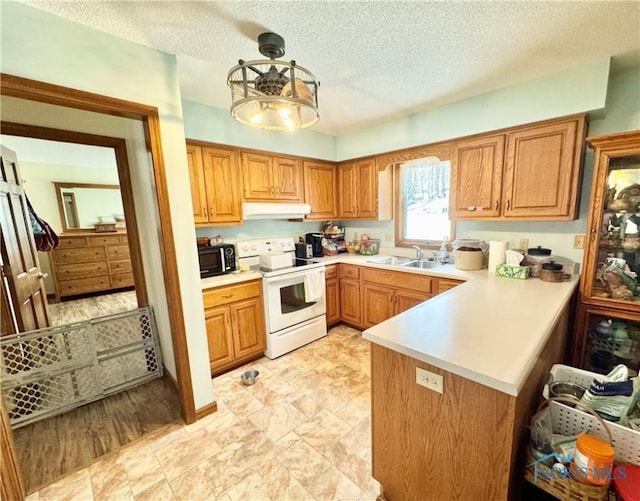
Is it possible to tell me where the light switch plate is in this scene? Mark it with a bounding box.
[416,367,443,393]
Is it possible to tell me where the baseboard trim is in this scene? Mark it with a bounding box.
[195,401,218,420]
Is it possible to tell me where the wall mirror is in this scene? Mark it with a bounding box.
[54,182,124,231]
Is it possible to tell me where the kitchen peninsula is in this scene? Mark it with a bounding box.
[361,264,578,500]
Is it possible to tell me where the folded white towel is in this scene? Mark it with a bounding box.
[303,270,324,303]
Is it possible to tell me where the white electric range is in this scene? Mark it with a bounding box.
[236,237,327,359]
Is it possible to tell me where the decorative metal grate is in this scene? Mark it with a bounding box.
[1,307,162,428]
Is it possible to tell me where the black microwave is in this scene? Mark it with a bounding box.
[198,243,236,278]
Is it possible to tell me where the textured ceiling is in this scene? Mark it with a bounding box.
[16,1,640,136]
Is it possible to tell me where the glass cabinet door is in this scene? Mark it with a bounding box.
[593,154,640,300]
[574,305,640,375]
[582,131,640,308]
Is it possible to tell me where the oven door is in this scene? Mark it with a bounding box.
[264,267,326,333]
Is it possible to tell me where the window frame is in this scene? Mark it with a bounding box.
[394,146,455,249]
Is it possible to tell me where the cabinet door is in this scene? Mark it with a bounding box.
[242,152,274,200]
[394,289,430,315]
[304,161,337,219]
[186,144,208,224]
[326,278,340,325]
[204,305,235,374]
[202,147,242,224]
[337,162,357,219]
[356,158,378,219]
[274,157,304,202]
[451,135,504,218]
[231,298,266,360]
[502,120,579,219]
[437,279,463,294]
[362,283,394,328]
[340,278,361,326]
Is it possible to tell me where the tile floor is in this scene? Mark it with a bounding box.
[25,325,379,500]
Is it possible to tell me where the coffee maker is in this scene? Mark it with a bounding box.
[305,233,324,257]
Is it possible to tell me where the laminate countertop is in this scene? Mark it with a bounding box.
[200,250,579,396]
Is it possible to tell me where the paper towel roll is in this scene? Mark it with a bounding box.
[488,240,509,272]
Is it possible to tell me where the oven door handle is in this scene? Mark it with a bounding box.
[266,268,325,284]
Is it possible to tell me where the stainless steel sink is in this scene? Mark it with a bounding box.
[366,256,412,266]
[400,260,444,270]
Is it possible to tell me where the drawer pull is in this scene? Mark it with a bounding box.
[223,293,233,299]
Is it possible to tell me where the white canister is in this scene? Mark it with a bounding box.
[455,249,484,270]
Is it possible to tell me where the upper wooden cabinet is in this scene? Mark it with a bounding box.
[451,114,586,221]
[187,143,242,226]
[304,160,337,220]
[241,151,304,202]
[450,134,505,218]
[338,157,392,220]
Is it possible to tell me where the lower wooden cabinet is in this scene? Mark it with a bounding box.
[325,264,340,325]
[339,264,361,326]
[202,279,266,375]
[362,268,433,328]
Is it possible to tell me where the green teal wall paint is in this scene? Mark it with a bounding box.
[182,100,336,160]
[336,58,611,160]
[457,68,640,262]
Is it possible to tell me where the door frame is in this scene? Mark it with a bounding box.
[1,122,149,308]
[0,73,196,498]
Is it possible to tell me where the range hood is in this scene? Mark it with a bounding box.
[242,202,311,220]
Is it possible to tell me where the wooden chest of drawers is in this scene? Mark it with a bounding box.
[51,232,133,300]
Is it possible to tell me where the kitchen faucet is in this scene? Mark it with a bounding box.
[412,245,422,260]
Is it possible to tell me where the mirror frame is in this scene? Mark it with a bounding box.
[53,181,121,232]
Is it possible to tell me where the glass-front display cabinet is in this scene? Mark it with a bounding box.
[573,304,640,375]
[580,131,640,311]
[573,130,640,367]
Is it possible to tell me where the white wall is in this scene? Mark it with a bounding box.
[1,1,214,410]
[19,161,120,233]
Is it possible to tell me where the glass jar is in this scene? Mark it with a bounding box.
[523,246,553,278]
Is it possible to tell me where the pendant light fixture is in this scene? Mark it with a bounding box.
[227,32,320,131]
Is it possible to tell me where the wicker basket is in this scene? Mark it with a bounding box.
[524,397,612,501]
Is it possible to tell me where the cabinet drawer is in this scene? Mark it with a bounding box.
[58,236,88,248]
[53,247,107,264]
[203,280,261,308]
[362,268,432,294]
[325,264,338,279]
[120,235,129,245]
[109,259,132,274]
[112,273,134,288]
[58,276,111,296]
[88,235,121,246]
[339,264,360,280]
[107,245,130,260]
[56,261,109,280]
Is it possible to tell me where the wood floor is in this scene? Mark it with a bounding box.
[13,375,182,493]
[7,288,180,493]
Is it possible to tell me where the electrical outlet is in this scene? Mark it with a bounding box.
[385,233,392,242]
[573,234,585,249]
[416,367,443,393]
[519,239,529,250]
